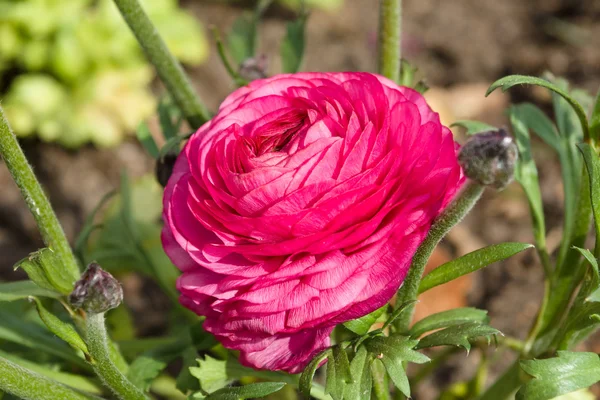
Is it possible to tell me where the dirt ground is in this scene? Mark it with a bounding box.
[1,0,600,397]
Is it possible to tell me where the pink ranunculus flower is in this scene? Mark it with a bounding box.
[162,72,464,373]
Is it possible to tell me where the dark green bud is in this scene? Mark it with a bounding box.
[69,263,123,314]
[458,128,518,190]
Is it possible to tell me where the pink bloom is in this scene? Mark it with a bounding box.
[162,72,464,373]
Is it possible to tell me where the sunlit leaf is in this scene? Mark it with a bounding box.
[343,305,386,335]
[517,351,600,400]
[409,308,489,338]
[486,75,589,140]
[415,322,500,353]
[419,243,533,293]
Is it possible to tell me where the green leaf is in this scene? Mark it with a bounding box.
[450,120,496,135]
[158,97,182,141]
[486,75,590,141]
[205,382,286,400]
[364,335,429,397]
[175,346,200,394]
[590,87,600,142]
[383,300,417,330]
[419,243,533,293]
[0,281,59,302]
[509,106,547,255]
[16,248,78,295]
[280,15,307,73]
[136,122,159,159]
[29,297,88,355]
[74,190,116,264]
[0,349,102,395]
[0,308,87,368]
[343,346,372,400]
[299,349,330,398]
[325,346,352,400]
[517,351,600,400]
[343,305,386,335]
[409,308,489,337]
[573,247,600,302]
[578,143,600,253]
[415,322,501,353]
[158,132,192,160]
[510,103,561,151]
[227,14,257,64]
[189,356,232,394]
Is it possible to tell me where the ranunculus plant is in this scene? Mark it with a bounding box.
[1,0,600,400]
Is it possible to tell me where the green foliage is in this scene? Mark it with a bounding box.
[517,352,600,400]
[0,0,208,148]
[486,75,590,141]
[343,305,386,335]
[195,382,286,400]
[29,297,89,356]
[415,322,501,353]
[281,15,307,74]
[14,248,78,295]
[0,281,59,302]
[450,120,496,135]
[578,144,600,253]
[409,308,489,338]
[419,243,533,293]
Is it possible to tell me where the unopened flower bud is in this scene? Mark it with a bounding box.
[458,128,518,190]
[238,55,268,82]
[69,263,123,314]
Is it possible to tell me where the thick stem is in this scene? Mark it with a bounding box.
[85,314,148,400]
[395,182,484,332]
[0,107,79,277]
[0,355,99,400]
[378,0,402,83]
[112,0,210,129]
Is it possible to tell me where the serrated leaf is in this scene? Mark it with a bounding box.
[578,143,600,252]
[364,335,428,397]
[343,305,386,335]
[450,120,496,135]
[517,351,600,400]
[299,349,329,398]
[30,297,88,355]
[228,14,256,64]
[0,281,59,302]
[486,75,589,141]
[281,15,307,73]
[205,382,286,400]
[419,243,533,293]
[189,356,232,394]
[343,346,372,400]
[409,308,489,338]
[509,106,547,260]
[13,258,56,292]
[415,322,501,353]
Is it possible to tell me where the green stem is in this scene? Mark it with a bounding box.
[395,182,484,331]
[378,0,402,83]
[0,355,100,400]
[371,359,391,400]
[478,360,521,400]
[0,106,79,277]
[112,0,210,129]
[85,313,148,400]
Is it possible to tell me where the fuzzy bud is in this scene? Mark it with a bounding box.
[69,263,123,314]
[458,128,518,190]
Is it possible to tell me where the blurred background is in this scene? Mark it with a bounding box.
[1,0,599,397]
